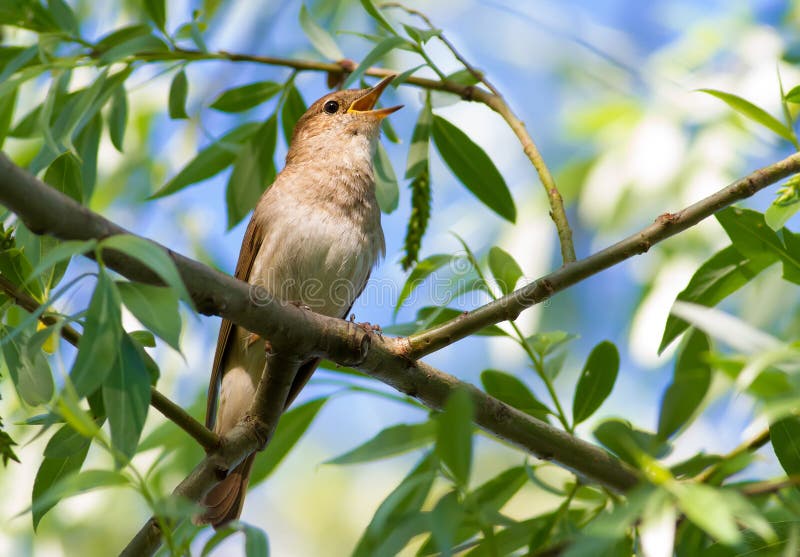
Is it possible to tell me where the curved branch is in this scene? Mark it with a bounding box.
[406,152,800,358]
[0,152,637,489]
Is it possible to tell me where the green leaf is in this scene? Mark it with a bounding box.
[717,207,800,285]
[43,423,93,458]
[394,253,454,315]
[30,469,128,520]
[47,0,78,33]
[249,398,327,485]
[527,330,577,357]
[151,122,259,198]
[102,335,150,462]
[432,115,516,222]
[343,36,408,88]
[43,152,83,202]
[1,330,54,406]
[405,98,432,179]
[144,0,166,31]
[226,116,277,228]
[770,415,800,475]
[785,85,800,103]
[299,5,343,60]
[108,83,127,151]
[403,24,441,44]
[430,491,463,556]
[326,421,437,465]
[94,24,152,52]
[168,69,189,119]
[31,442,90,529]
[594,419,670,466]
[766,199,800,230]
[100,234,192,305]
[659,243,776,353]
[210,81,282,113]
[673,483,741,545]
[243,522,270,557]
[480,370,550,421]
[436,388,474,487]
[572,341,620,425]
[280,84,306,144]
[374,142,399,213]
[698,89,797,144]
[75,113,102,200]
[657,331,711,439]
[117,281,182,351]
[359,0,397,35]
[0,88,17,149]
[488,246,523,295]
[352,452,436,557]
[69,271,122,397]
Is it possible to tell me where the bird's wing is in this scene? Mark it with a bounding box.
[205,215,265,429]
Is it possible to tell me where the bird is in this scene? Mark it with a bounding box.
[197,75,402,527]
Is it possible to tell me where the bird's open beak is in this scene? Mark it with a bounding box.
[347,75,403,119]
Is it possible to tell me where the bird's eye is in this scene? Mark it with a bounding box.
[323,100,339,114]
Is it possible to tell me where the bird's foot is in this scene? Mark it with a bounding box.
[291,300,313,312]
[350,314,382,336]
[245,332,272,354]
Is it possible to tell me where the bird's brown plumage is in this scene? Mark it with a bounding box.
[197,77,399,527]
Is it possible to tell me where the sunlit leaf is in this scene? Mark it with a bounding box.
[117,281,182,351]
[359,0,397,35]
[657,331,711,439]
[481,369,550,421]
[343,36,408,88]
[770,415,800,476]
[394,253,453,315]
[43,152,83,202]
[698,89,796,144]
[406,99,432,179]
[488,246,523,295]
[31,442,89,529]
[326,421,436,465]
[299,5,343,60]
[144,0,166,31]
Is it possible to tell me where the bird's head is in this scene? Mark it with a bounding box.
[286,75,402,165]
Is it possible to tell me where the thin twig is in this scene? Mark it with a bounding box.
[695,427,771,484]
[0,272,220,451]
[381,2,576,263]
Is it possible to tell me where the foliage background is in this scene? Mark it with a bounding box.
[1,0,799,555]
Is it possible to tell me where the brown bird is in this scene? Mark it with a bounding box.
[197,76,402,527]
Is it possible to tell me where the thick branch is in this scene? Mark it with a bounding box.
[0,274,221,451]
[134,46,575,263]
[0,152,636,490]
[406,152,800,357]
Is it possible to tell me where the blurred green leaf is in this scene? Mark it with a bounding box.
[243,522,270,557]
[481,369,550,421]
[299,5,343,60]
[673,483,741,545]
[327,421,436,465]
[43,423,92,458]
[359,0,397,35]
[572,341,620,425]
[168,69,189,119]
[466,517,551,557]
[766,200,800,231]
[430,491,463,556]
[102,334,150,462]
[374,142,399,213]
[117,281,182,351]
[770,415,800,476]
[406,99,432,179]
[226,116,277,228]
[594,419,670,466]
[698,89,797,144]
[47,0,77,32]
[43,152,83,202]
[436,388,474,487]
[343,36,408,88]
[144,0,166,31]
[280,84,306,144]
[108,84,127,151]
[488,246,523,295]
[658,331,711,439]
[1,330,54,406]
[69,271,122,397]
[97,30,168,64]
[527,331,578,357]
[249,398,327,485]
[432,115,516,222]
[31,441,90,529]
[403,24,441,44]
[660,245,776,353]
[210,81,282,113]
[75,113,102,200]
[30,469,128,519]
[0,89,17,149]
[101,234,192,305]
[785,85,800,103]
[352,452,436,557]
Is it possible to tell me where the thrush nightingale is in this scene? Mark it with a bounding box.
[197,76,402,527]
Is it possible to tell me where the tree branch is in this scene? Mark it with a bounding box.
[133,45,576,263]
[0,273,221,452]
[0,152,637,493]
[406,153,800,358]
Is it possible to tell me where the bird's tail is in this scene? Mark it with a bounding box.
[195,453,255,529]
